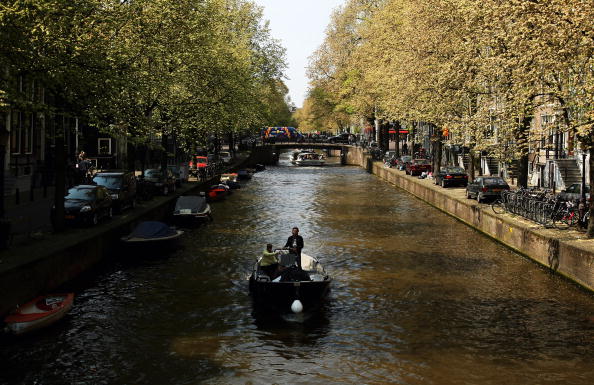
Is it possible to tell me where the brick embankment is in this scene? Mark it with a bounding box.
[0,153,254,316]
[345,146,594,293]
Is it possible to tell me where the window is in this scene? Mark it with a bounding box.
[98,138,111,155]
[10,110,21,154]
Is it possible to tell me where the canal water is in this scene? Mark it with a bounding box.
[2,152,594,385]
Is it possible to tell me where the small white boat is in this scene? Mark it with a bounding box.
[295,152,325,166]
[121,221,183,243]
[4,293,74,335]
[173,195,212,221]
[220,173,241,189]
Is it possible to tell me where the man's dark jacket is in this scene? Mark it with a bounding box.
[284,235,304,253]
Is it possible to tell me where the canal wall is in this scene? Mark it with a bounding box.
[0,155,254,317]
[345,147,594,293]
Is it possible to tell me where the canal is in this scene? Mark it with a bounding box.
[2,151,594,384]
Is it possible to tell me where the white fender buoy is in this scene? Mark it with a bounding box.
[291,299,303,314]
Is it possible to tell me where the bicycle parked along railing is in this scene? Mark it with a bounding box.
[491,188,589,229]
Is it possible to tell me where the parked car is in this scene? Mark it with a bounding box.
[167,165,188,187]
[406,159,432,176]
[52,185,113,226]
[143,169,176,195]
[466,176,510,203]
[219,151,233,164]
[383,151,397,162]
[396,155,412,170]
[328,133,351,144]
[434,166,468,187]
[558,183,590,201]
[92,171,137,212]
[189,156,208,177]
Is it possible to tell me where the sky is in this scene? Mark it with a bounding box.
[253,0,345,108]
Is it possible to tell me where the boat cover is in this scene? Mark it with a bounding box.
[129,221,177,239]
[175,196,207,213]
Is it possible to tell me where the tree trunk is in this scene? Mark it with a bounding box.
[228,132,235,156]
[469,150,475,180]
[161,132,168,177]
[517,115,531,188]
[0,144,5,219]
[53,116,66,232]
[584,145,594,238]
[394,121,400,158]
[435,137,443,175]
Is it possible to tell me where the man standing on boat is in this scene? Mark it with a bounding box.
[284,227,304,268]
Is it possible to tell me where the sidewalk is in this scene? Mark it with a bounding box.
[3,186,55,247]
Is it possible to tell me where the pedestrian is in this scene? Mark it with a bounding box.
[284,226,304,268]
[402,142,408,155]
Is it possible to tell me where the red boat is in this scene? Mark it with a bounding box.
[4,293,74,335]
[207,184,230,201]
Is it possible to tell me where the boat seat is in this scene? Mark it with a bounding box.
[279,253,297,267]
[256,274,270,282]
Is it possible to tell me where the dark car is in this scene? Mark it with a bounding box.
[143,169,176,195]
[52,185,113,226]
[406,159,432,176]
[558,183,590,202]
[466,176,510,203]
[93,171,137,212]
[328,133,351,144]
[434,166,468,187]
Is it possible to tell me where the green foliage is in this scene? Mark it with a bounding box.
[306,0,594,155]
[0,0,291,147]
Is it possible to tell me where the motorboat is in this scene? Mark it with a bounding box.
[4,293,74,335]
[295,152,325,166]
[249,250,331,314]
[121,221,183,243]
[207,184,230,201]
[237,169,252,180]
[173,195,212,222]
[220,173,241,189]
[290,150,315,164]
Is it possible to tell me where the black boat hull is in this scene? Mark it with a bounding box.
[249,275,331,313]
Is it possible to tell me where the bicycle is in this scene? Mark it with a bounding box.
[552,200,579,229]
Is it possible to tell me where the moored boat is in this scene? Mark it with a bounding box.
[237,169,252,180]
[207,184,230,201]
[220,173,241,189]
[295,152,325,166]
[4,293,74,335]
[173,195,212,222]
[249,250,331,314]
[121,221,183,243]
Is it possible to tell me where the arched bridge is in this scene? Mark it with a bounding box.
[260,141,351,151]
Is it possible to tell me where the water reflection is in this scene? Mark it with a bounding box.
[2,151,594,385]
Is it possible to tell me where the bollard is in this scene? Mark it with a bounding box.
[15,188,20,205]
[30,187,34,202]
